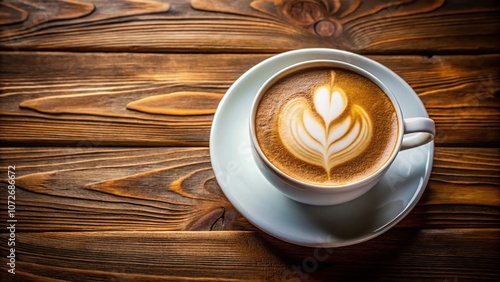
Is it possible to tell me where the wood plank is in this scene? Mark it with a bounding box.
[0,147,255,232]
[0,0,498,53]
[1,52,499,147]
[0,229,498,281]
[0,147,498,232]
[401,147,500,228]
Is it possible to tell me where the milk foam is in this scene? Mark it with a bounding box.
[278,71,373,179]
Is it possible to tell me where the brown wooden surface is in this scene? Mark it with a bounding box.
[0,0,498,53]
[1,229,499,281]
[0,0,499,281]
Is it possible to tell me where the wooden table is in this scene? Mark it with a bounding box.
[0,0,499,281]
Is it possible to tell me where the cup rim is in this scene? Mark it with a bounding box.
[249,59,405,192]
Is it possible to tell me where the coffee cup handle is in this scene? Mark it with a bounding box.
[401,117,435,150]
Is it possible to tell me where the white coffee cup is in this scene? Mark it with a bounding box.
[249,59,435,206]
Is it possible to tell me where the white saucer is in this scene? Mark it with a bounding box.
[210,48,434,247]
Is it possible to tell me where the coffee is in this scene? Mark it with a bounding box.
[254,67,399,185]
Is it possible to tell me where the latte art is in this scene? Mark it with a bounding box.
[278,71,372,178]
[255,66,399,185]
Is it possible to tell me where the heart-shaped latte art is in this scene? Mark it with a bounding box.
[278,71,373,179]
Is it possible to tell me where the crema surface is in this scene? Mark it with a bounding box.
[255,67,399,185]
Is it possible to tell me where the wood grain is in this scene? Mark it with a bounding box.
[0,2,28,25]
[126,91,223,116]
[1,52,499,147]
[0,0,498,53]
[404,147,500,228]
[0,147,498,232]
[0,229,498,281]
[0,147,252,232]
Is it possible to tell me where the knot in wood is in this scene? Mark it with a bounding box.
[314,19,336,37]
[280,0,340,37]
[287,1,324,25]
